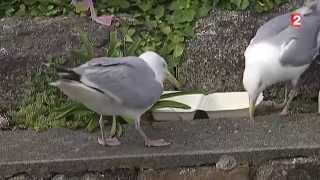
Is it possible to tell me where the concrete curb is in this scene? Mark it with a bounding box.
[0,113,319,178]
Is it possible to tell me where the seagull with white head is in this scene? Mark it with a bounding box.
[243,0,320,121]
[51,51,180,147]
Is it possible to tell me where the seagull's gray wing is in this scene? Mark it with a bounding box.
[73,57,163,109]
[250,13,291,45]
[278,14,320,66]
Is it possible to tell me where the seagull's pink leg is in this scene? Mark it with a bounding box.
[87,0,113,26]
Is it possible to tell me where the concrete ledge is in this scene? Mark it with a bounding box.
[0,113,320,178]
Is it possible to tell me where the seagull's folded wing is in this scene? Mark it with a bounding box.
[279,15,320,66]
[74,57,163,109]
[250,13,291,45]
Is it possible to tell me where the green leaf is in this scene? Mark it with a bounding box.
[173,44,184,57]
[127,38,141,56]
[86,119,98,132]
[79,32,94,60]
[160,91,205,99]
[274,0,283,5]
[116,121,123,137]
[5,7,15,16]
[240,0,250,9]
[125,34,134,42]
[231,0,250,10]
[152,100,191,110]
[213,0,221,6]
[48,5,55,11]
[197,2,212,17]
[169,0,191,10]
[108,30,123,57]
[241,0,250,9]
[120,116,134,124]
[74,1,89,13]
[153,5,165,19]
[109,0,130,9]
[55,103,88,120]
[160,25,172,34]
[264,0,274,9]
[137,1,153,12]
[127,28,136,36]
[230,0,240,7]
[181,24,194,38]
[255,3,264,12]
[15,4,26,16]
[171,33,184,43]
[173,8,196,23]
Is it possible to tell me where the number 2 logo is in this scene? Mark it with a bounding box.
[290,13,302,27]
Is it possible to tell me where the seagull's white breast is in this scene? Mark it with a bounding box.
[244,42,309,86]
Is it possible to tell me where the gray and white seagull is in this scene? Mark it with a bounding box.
[51,51,180,147]
[243,0,320,121]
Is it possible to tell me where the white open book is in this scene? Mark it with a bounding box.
[152,91,264,121]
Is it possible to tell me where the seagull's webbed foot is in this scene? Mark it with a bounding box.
[279,108,289,116]
[135,117,170,148]
[98,115,121,146]
[98,136,121,146]
[93,16,113,26]
[145,138,170,147]
[279,89,297,116]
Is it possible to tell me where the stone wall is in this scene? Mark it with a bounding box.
[180,0,320,101]
[5,157,320,180]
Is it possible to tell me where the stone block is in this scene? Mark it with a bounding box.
[138,165,249,180]
[255,157,320,180]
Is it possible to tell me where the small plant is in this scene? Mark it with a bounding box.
[0,0,73,17]
[213,0,287,12]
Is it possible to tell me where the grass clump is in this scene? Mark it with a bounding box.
[13,57,99,132]
[12,33,99,132]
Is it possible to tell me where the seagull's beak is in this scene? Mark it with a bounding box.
[165,69,181,89]
[248,92,263,122]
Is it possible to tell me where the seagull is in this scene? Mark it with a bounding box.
[243,0,320,121]
[50,51,181,147]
